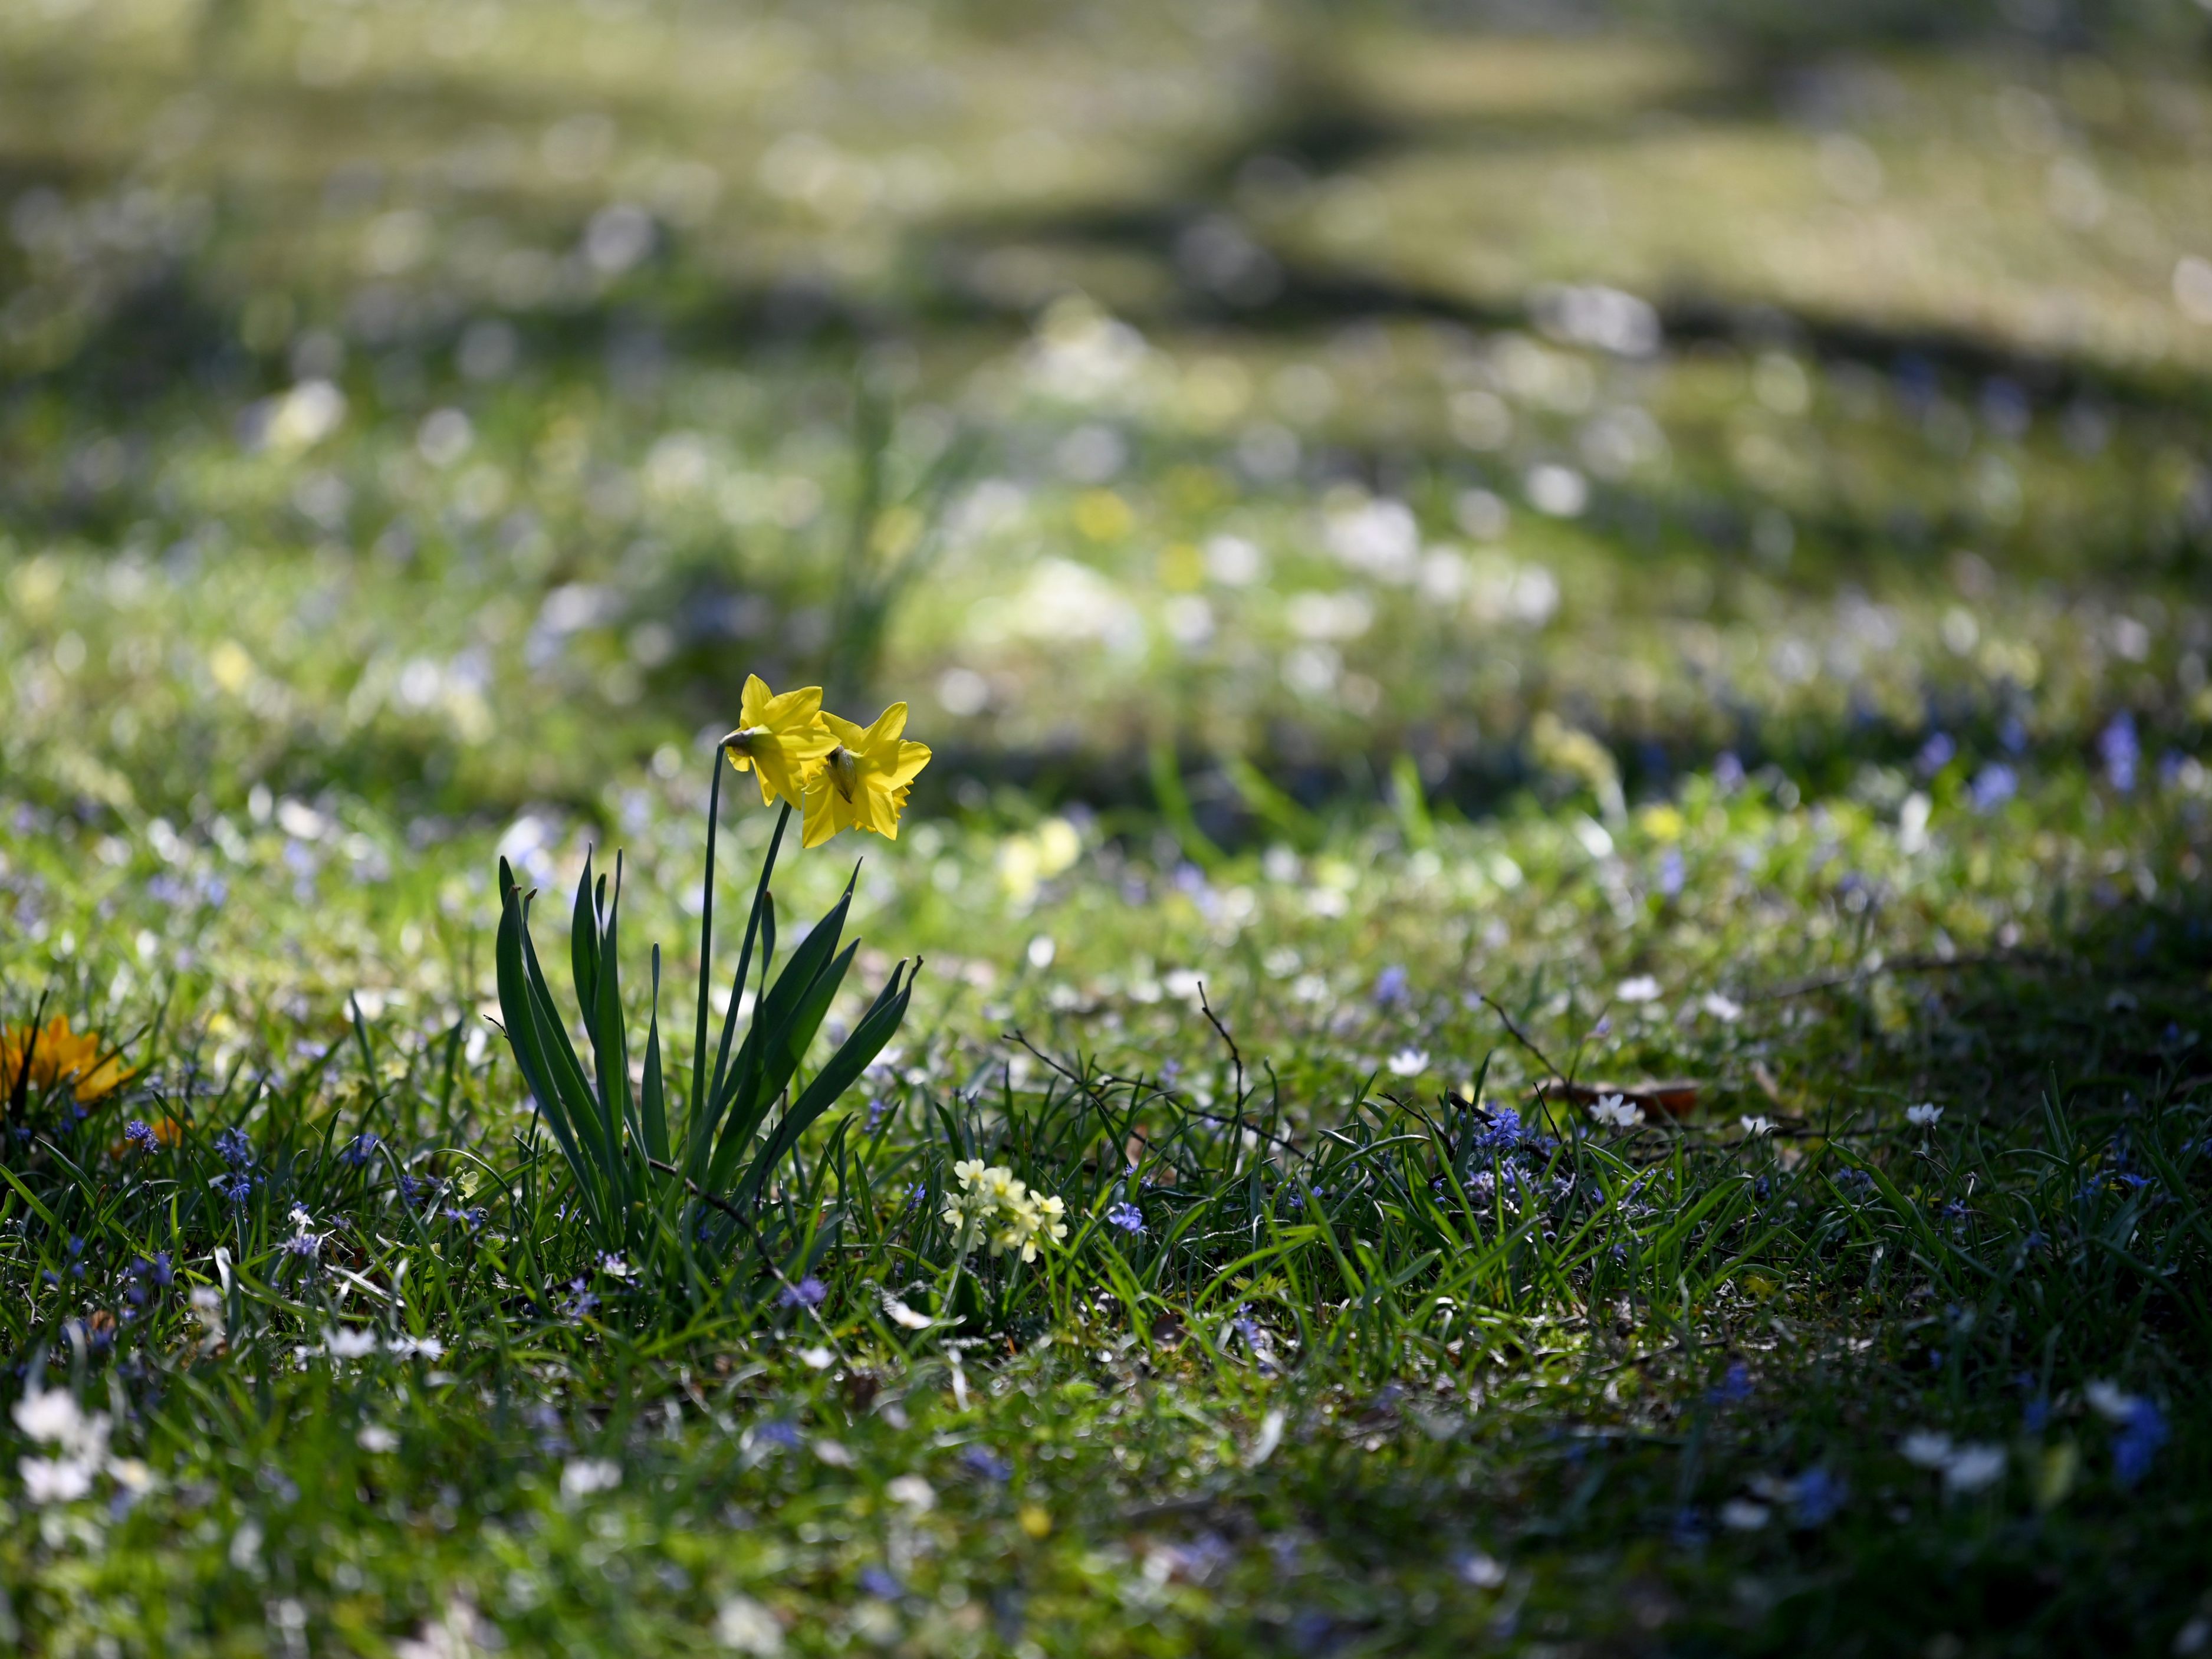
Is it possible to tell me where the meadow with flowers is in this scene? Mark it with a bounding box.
[2,1,2211,1654]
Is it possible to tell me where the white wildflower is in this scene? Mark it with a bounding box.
[1720,1499,1770,1530]
[1455,1549,1506,1588]
[1942,1444,2006,1495]
[560,1457,621,1499]
[886,1474,935,1512]
[2085,1380,2137,1423]
[1739,1115,1776,1137]
[1588,1093,1642,1130]
[1247,1407,1286,1469]
[1386,1047,1430,1077]
[357,1425,400,1453]
[882,1295,935,1331]
[19,1456,96,1504]
[12,1385,107,1463]
[326,1327,379,1359]
[12,1385,85,1446]
[1906,1103,1943,1127]
[1900,1431,1954,1469]
[715,1594,784,1655]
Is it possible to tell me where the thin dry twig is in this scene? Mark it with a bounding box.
[1471,991,1570,1085]
[1194,981,1245,1110]
[1005,1027,1299,1151]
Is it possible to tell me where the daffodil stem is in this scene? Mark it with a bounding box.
[708,800,791,1121]
[688,754,724,1141]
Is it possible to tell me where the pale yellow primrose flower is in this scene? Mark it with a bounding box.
[943,1159,1066,1263]
[801,702,932,848]
[720,675,836,812]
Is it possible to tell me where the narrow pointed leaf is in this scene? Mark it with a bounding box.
[591,854,635,1211]
[728,961,912,1215]
[641,944,669,1164]
[495,882,604,1236]
[570,850,600,1027]
[707,929,857,1196]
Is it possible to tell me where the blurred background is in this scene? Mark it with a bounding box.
[2,0,2208,842]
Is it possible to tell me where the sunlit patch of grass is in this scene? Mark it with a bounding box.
[2,744,2207,1649]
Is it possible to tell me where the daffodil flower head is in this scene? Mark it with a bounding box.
[719,675,836,811]
[1,1016,134,1105]
[801,702,932,848]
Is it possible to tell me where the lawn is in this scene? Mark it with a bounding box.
[2,1,2210,1654]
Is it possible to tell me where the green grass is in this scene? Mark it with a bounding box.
[3,1,2211,1654]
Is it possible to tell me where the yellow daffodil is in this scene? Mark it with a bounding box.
[1,1016,134,1105]
[801,703,932,848]
[719,675,836,812]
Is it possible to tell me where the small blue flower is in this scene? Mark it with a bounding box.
[2112,1398,2168,1487]
[123,1119,159,1154]
[1468,1106,1525,1159]
[1372,965,1410,1007]
[960,1445,1010,1482]
[340,1132,380,1169]
[859,1565,902,1600]
[1106,1201,1144,1234]
[755,1418,803,1450]
[1915,732,1956,777]
[1670,1504,1709,1548]
[779,1276,827,1309]
[1969,763,2017,813]
[1656,846,1685,898]
[1789,1467,1846,1526]
[213,1128,254,1169]
[219,1172,255,1205]
[2099,712,2139,794]
[1707,1362,1752,1406]
[560,1277,600,1322]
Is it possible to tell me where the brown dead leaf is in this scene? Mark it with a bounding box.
[1536,1077,1703,1121]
